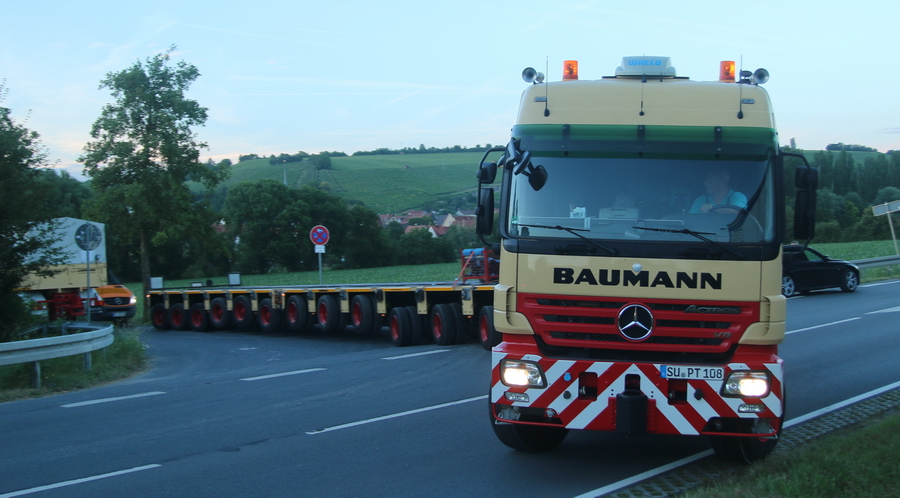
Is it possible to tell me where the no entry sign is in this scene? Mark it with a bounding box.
[310,225,330,245]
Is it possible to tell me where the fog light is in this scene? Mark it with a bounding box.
[545,408,558,418]
[723,371,770,397]
[500,360,546,387]
[739,403,766,413]
[505,392,530,403]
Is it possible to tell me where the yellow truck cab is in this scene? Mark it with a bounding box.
[477,56,817,463]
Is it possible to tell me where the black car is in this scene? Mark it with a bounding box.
[782,245,860,297]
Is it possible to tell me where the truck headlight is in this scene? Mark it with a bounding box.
[500,360,546,388]
[723,371,770,397]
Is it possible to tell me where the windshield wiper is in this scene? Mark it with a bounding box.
[632,226,742,259]
[517,224,618,255]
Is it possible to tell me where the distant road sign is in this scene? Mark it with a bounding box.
[873,200,900,216]
[310,225,330,245]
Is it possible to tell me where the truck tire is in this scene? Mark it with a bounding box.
[209,297,232,330]
[478,306,501,350]
[448,302,468,344]
[286,295,311,332]
[490,401,568,452]
[350,294,376,334]
[430,304,457,346]
[389,306,413,347]
[232,295,256,329]
[189,303,211,332]
[258,298,282,333]
[317,294,342,333]
[168,303,190,331]
[405,306,424,344]
[151,303,169,330]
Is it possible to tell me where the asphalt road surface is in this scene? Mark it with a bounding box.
[2,280,899,497]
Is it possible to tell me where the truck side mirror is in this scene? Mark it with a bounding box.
[476,188,494,235]
[477,161,497,184]
[784,153,818,241]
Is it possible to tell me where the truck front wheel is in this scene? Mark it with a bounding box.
[490,402,568,452]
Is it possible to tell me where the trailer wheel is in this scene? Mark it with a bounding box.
[209,297,232,330]
[151,303,169,330]
[448,302,468,344]
[478,306,501,350]
[286,295,311,332]
[189,303,211,332]
[430,304,457,346]
[168,303,190,331]
[317,294,342,333]
[258,298,283,333]
[232,295,256,329]
[405,306,424,344]
[490,401,568,452]
[350,294,376,334]
[389,306,413,347]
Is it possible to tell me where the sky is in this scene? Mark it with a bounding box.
[2,0,898,181]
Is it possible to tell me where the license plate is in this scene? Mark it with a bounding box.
[661,365,724,381]
[112,312,127,317]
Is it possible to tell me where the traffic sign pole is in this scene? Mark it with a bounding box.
[310,225,330,285]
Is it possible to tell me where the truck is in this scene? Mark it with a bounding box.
[477,56,817,463]
[19,217,137,324]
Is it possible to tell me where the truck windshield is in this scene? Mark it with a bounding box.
[507,155,777,246]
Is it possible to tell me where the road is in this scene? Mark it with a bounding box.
[1,280,899,497]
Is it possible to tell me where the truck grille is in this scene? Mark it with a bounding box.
[520,293,757,358]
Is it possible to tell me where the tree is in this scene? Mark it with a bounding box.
[0,94,67,339]
[224,179,307,274]
[35,168,93,219]
[79,47,229,320]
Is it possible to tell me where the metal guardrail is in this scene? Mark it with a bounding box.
[0,323,114,388]
[852,255,900,269]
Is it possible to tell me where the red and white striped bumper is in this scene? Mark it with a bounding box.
[491,349,783,436]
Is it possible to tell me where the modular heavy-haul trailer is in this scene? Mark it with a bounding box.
[147,249,501,348]
[475,56,818,463]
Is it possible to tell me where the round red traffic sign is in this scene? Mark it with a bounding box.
[310,225,329,245]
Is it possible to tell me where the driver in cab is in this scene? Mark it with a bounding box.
[689,170,747,214]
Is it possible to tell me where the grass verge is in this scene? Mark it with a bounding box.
[683,411,900,497]
[0,327,148,403]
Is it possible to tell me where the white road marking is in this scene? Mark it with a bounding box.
[381,349,450,360]
[0,464,160,497]
[786,317,861,335]
[306,395,487,434]
[866,305,900,314]
[240,368,325,381]
[61,392,166,408]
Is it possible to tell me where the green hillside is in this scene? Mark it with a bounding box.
[221,152,484,213]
